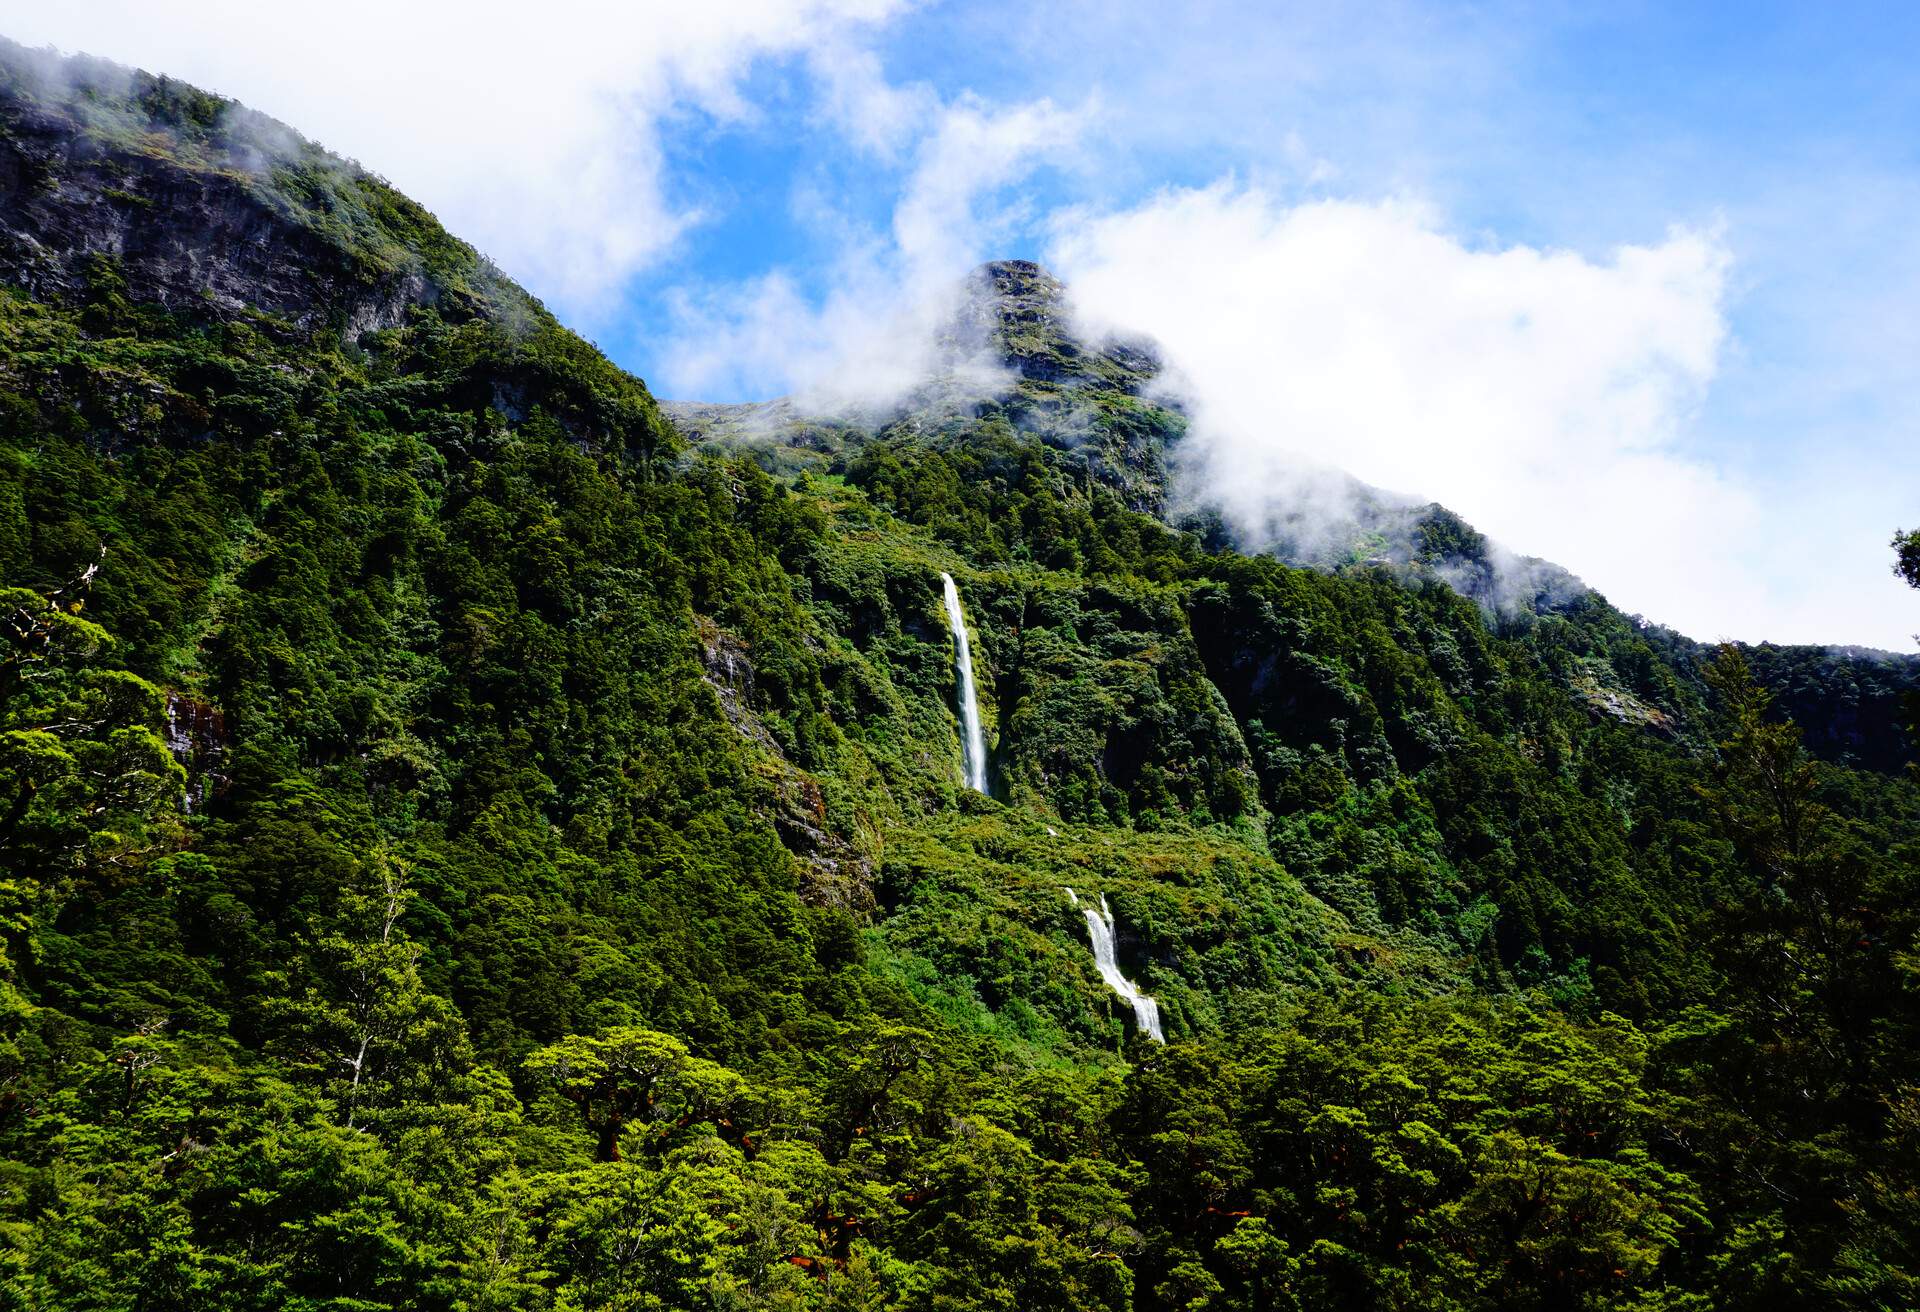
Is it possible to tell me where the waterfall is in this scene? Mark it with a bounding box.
[940,572,989,792]
[1070,889,1165,1043]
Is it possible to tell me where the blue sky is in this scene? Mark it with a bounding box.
[8,0,1920,646]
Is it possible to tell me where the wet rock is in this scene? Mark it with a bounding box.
[163,691,230,812]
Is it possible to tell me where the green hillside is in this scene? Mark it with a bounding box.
[2,40,1918,1311]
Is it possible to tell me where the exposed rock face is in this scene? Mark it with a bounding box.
[163,691,230,812]
[0,39,489,335]
[696,619,875,909]
[952,260,1180,511]
[1566,665,1677,737]
[0,98,407,332]
[665,258,1187,512]
[953,259,1163,391]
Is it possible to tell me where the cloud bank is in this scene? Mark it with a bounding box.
[1044,184,1771,633]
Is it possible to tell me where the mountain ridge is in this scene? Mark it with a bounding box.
[667,257,1920,765]
[668,257,1600,610]
[0,37,505,332]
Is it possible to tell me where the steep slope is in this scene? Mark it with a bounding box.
[669,260,1583,595]
[0,34,1373,1078]
[675,258,1920,767]
[3,42,1919,1312]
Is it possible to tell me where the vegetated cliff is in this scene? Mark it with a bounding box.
[3,40,1918,1312]
[674,257,1918,766]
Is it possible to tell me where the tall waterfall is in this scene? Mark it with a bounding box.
[1068,888,1165,1043]
[940,572,989,792]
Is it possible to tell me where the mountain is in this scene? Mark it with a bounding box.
[669,260,1586,596]
[3,39,1919,1311]
[672,258,1920,765]
[0,43,502,332]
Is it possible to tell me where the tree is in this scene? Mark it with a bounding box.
[526,1153,745,1310]
[1439,1131,1703,1311]
[1214,1217,1299,1312]
[1891,528,1920,592]
[824,1022,933,1162]
[267,849,472,1126]
[1699,646,1868,1085]
[1893,528,1920,775]
[1683,645,1918,1303]
[0,581,182,1022]
[0,584,183,888]
[525,1027,744,1162]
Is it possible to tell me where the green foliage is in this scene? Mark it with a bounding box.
[1893,528,1920,592]
[1414,506,1488,564]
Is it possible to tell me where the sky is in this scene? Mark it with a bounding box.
[6,0,1919,648]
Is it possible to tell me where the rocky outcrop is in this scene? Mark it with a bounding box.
[666,258,1187,512]
[953,259,1164,391]
[696,618,875,909]
[162,691,229,812]
[0,39,489,335]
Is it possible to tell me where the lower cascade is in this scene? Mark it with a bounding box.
[940,572,989,792]
[1066,888,1165,1042]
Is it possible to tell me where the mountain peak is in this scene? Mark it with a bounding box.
[951,258,1161,390]
[974,257,1057,284]
[969,258,1067,317]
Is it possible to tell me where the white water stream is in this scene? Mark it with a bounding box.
[1065,887,1165,1042]
[940,572,989,793]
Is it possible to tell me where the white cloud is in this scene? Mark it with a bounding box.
[1042,183,1819,639]
[2,0,907,317]
[889,96,1089,285]
[659,92,1091,406]
[806,38,936,157]
[8,1,1913,646]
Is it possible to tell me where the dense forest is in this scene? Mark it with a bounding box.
[2,39,1919,1311]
